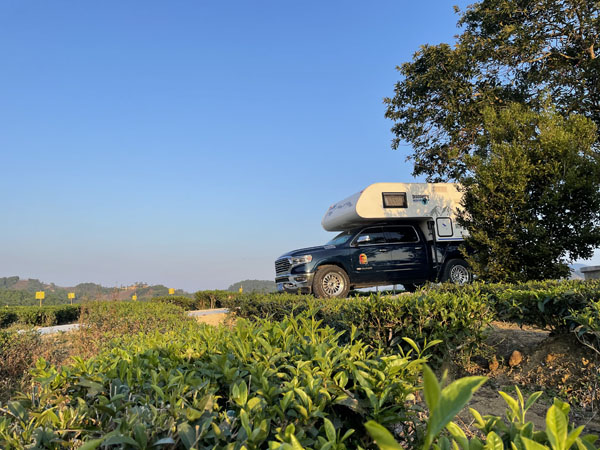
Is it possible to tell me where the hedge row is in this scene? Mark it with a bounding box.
[0,305,81,329]
[220,291,494,360]
[151,291,238,310]
[428,279,600,332]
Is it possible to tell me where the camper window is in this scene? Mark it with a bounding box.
[382,192,407,208]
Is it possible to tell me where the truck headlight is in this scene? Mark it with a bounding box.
[291,255,312,265]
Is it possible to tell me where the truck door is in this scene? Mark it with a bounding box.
[350,226,393,284]
[383,225,430,282]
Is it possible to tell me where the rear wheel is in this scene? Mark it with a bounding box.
[312,265,350,298]
[441,259,472,285]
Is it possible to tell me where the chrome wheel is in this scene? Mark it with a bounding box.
[450,265,470,284]
[322,272,345,297]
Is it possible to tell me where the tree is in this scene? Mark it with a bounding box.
[457,102,600,281]
[385,0,600,280]
[385,0,599,181]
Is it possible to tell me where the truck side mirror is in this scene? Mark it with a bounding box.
[356,235,371,245]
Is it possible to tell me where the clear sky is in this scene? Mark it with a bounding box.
[1,1,596,291]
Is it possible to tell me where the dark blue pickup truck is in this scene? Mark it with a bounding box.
[274,221,471,298]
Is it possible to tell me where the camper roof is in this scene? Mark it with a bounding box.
[321,183,466,239]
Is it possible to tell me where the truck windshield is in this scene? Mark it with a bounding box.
[326,231,353,246]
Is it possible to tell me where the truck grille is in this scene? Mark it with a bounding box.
[275,258,291,275]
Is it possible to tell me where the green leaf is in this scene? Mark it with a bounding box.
[546,405,568,450]
[522,437,549,450]
[499,391,520,421]
[469,408,485,427]
[290,434,304,450]
[323,418,336,443]
[178,422,197,449]
[104,434,140,448]
[364,420,403,450]
[525,392,543,412]
[484,431,504,450]
[78,439,104,450]
[423,365,441,412]
[565,426,584,450]
[133,423,148,448]
[153,437,176,446]
[426,375,487,447]
[446,422,469,450]
[469,438,484,450]
[402,337,421,355]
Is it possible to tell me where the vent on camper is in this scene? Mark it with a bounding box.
[382,192,407,208]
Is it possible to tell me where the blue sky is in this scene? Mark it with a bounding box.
[2,2,595,291]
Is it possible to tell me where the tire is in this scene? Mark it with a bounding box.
[312,265,350,298]
[441,259,472,285]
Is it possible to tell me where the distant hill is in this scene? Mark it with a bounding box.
[227,280,276,293]
[570,263,588,280]
[0,276,191,306]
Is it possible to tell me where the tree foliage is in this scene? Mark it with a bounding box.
[386,0,600,280]
[458,102,600,281]
[385,0,600,181]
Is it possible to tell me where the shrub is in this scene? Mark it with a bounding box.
[427,279,600,332]
[569,299,600,354]
[194,290,239,309]
[0,330,42,401]
[0,305,81,329]
[78,301,191,336]
[151,295,198,311]
[0,315,428,448]
[220,291,494,360]
[0,309,18,328]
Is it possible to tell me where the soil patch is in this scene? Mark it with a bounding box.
[453,321,600,434]
[194,313,229,327]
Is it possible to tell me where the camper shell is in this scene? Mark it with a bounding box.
[274,183,472,298]
[322,182,467,242]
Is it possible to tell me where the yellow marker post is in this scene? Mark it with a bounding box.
[68,292,75,305]
[168,288,175,295]
[239,285,243,294]
[132,294,137,301]
[35,291,45,307]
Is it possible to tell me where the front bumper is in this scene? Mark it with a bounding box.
[275,273,315,294]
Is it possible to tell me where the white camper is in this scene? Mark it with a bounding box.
[321,183,466,241]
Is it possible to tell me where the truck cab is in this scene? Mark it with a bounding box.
[275,183,472,298]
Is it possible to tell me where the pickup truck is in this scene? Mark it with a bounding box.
[274,221,471,297]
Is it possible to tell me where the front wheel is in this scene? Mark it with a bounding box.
[441,259,472,285]
[312,265,350,298]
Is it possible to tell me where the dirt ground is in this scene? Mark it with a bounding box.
[193,313,229,326]
[452,321,600,434]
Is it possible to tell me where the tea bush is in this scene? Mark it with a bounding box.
[151,291,238,310]
[0,305,81,329]
[78,301,192,336]
[194,290,240,309]
[427,280,600,332]
[151,295,200,311]
[0,330,42,401]
[569,299,600,354]
[220,292,494,360]
[0,315,429,449]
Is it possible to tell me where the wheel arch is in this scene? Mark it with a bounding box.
[314,260,350,276]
